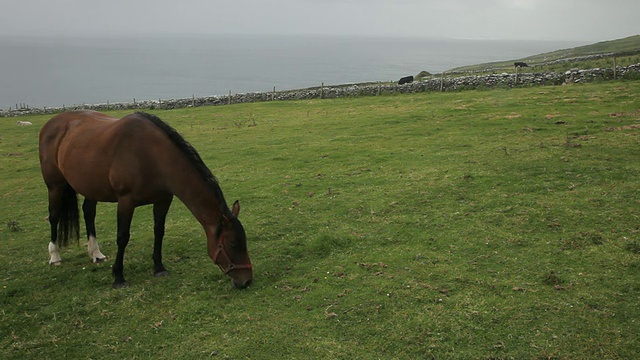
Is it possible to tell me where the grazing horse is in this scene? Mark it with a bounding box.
[38,110,252,289]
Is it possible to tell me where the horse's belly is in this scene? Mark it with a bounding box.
[61,153,164,204]
[65,170,119,202]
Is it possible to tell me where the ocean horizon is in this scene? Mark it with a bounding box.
[0,34,586,109]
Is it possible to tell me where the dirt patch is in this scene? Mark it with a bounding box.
[606,124,640,131]
[545,114,558,120]
[608,110,640,118]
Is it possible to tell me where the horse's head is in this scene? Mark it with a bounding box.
[209,201,253,289]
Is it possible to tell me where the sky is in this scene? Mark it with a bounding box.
[0,0,637,42]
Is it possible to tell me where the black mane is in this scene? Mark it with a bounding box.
[135,112,231,215]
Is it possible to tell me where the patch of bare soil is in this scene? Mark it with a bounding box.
[606,124,640,131]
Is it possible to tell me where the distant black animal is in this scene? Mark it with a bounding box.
[398,76,414,85]
[514,62,529,68]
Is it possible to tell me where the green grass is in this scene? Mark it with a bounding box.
[544,34,640,57]
[450,34,640,74]
[1,81,640,359]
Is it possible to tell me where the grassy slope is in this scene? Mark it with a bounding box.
[450,34,640,73]
[542,34,640,57]
[1,81,640,359]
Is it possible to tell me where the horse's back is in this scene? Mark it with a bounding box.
[39,110,171,202]
[40,110,118,175]
[41,110,165,159]
[40,110,118,151]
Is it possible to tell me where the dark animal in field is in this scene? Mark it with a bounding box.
[514,62,529,68]
[398,75,414,85]
[39,110,253,289]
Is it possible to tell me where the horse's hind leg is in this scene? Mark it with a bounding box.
[47,186,63,265]
[152,196,173,277]
[45,181,79,265]
[49,240,62,265]
[82,199,107,263]
[112,197,135,288]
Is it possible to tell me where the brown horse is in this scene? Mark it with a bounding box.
[39,110,252,289]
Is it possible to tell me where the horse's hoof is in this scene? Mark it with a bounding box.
[154,270,169,277]
[112,281,129,289]
[93,257,107,264]
[50,261,61,266]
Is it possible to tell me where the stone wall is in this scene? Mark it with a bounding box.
[3,63,639,118]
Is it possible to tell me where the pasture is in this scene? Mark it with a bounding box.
[1,81,639,358]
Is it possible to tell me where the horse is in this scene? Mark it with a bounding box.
[38,110,253,289]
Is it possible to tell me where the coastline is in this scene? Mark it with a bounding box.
[1,35,586,111]
[3,63,639,118]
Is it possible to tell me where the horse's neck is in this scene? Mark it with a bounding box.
[169,170,223,229]
[171,175,224,260]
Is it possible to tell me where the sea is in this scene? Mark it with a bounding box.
[0,34,586,109]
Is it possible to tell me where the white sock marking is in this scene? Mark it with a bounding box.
[49,242,62,264]
[87,236,107,262]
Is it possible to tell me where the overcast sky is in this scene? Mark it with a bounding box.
[1,0,637,42]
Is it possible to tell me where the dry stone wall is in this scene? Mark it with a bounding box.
[3,63,639,118]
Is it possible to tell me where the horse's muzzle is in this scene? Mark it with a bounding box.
[232,277,253,289]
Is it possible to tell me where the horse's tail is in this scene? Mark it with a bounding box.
[56,183,80,247]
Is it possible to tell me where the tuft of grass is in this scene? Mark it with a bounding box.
[6,220,21,232]
[625,241,640,254]
[561,231,605,250]
[542,271,564,286]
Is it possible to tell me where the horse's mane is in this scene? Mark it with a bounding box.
[135,112,231,215]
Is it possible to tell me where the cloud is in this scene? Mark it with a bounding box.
[0,0,637,41]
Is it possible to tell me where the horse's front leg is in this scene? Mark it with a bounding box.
[113,198,135,289]
[152,196,173,277]
[82,199,107,263]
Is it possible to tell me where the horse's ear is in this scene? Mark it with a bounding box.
[232,200,240,217]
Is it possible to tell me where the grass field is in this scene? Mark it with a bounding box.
[1,81,639,359]
[449,35,640,74]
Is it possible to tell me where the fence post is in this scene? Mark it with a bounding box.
[440,72,444,92]
[613,55,617,79]
[321,82,324,99]
[228,90,232,105]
